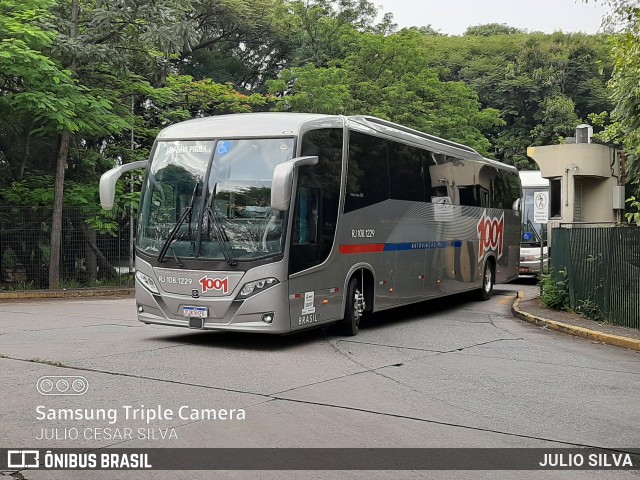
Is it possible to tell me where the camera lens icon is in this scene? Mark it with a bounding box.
[37,376,88,396]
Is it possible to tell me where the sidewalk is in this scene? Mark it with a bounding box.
[0,287,134,300]
[512,292,640,352]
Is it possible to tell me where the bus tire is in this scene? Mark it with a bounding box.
[478,259,494,301]
[339,277,364,336]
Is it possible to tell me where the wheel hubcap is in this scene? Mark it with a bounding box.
[484,268,492,293]
[354,289,365,325]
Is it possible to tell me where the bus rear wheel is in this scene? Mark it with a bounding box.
[478,259,494,301]
[339,277,365,336]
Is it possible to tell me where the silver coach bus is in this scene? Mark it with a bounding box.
[100,113,521,336]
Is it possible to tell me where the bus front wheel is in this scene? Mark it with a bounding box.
[478,260,494,301]
[339,277,364,336]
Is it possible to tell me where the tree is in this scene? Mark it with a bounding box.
[530,95,581,145]
[0,0,130,287]
[586,0,640,183]
[269,30,503,155]
[464,23,525,36]
[414,31,613,168]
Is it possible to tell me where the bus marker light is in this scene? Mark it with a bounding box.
[322,299,329,305]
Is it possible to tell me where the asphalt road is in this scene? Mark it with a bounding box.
[1,279,639,479]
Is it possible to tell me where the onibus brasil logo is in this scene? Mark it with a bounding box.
[476,210,504,262]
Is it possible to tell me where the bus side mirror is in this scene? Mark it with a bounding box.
[99,160,149,210]
[512,198,521,212]
[271,156,318,211]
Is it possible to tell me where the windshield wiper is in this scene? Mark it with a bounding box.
[204,183,237,266]
[157,183,198,264]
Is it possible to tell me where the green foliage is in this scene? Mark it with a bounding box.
[530,95,581,145]
[581,1,640,182]
[608,15,640,181]
[0,0,623,211]
[626,195,640,225]
[2,248,18,269]
[4,281,36,291]
[88,275,134,288]
[0,174,140,236]
[416,31,613,167]
[464,23,525,36]
[269,31,504,155]
[575,297,605,321]
[539,268,570,311]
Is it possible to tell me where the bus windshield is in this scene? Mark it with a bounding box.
[137,138,295,261]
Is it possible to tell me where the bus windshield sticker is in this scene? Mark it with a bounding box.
[216,141,231,155]
[433,196,453,222]
[302,292,315,315]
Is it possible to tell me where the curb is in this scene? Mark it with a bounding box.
[512,291,640,352]
[0,288,134,300]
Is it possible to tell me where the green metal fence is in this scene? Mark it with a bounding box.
[551,225,640,329]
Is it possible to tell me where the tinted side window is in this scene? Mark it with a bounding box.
[389,141,425,202]
[458,186,481,207]
[422,151,436,202]
[345,131,389,213]
[491,171,508,209]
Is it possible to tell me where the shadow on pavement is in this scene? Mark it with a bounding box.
[147,290,485,351]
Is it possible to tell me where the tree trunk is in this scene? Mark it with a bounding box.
[86,227,98,282]
[86,236,119,280]
[49,131,70,289]
[48,0,79,289]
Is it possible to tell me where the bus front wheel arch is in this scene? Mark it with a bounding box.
[338,271,369,336]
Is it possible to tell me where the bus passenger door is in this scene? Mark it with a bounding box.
[288,185,342,330]
[289,186,321,272]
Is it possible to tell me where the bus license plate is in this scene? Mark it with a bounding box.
[183,306,208,318]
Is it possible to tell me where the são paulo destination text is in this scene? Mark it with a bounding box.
[36,405,246,424]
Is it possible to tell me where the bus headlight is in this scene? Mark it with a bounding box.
[136,271,159,294]
[237,278,278,300]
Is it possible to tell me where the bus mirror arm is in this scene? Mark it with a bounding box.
[99,160,149,210]
[271,156,319,211]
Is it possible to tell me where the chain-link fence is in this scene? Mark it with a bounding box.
[0,207,135,290]
[551,225,640,329]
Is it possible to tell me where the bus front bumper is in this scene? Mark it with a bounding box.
[135,281,292,334]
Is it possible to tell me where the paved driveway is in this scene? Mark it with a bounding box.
[1,280,638,479]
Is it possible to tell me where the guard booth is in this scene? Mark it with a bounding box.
[527,125,639,327]
[526,124,626,247]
